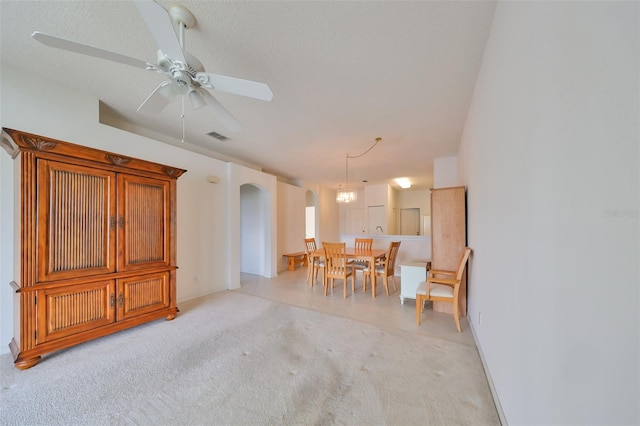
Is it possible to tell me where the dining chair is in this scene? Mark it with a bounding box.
[350,237,373,288]
[362,241,401,296]
[304,238,324,287]
[322,242,355,298]
[415,247,471,332]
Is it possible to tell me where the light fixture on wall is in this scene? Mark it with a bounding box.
[336,137,382,204]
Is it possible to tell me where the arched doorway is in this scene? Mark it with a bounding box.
[305,189,319,239]
[240,183,270,275]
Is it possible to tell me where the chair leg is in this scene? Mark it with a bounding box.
[382,275,390,296]
[323,274,328,296]
[391,275,398,292]
[343,279,347,299]
[415,294,421,325]
[453,301,461,332]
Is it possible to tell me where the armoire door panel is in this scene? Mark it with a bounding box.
[118,175,170,271]
[36,280,116,343]
[118,272,170,321]
[36,160,117,282]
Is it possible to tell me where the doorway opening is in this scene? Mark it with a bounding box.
[305,189,318,239]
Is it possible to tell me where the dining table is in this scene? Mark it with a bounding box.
[310,247,387,298]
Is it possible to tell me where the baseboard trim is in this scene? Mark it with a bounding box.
[469,321,508,425]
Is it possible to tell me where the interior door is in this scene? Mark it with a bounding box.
[400,208,420,235]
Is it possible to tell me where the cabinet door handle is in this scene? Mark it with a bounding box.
[118,293,123,307]
[118,217,124,228]
[110,293,115,308]
[109,217,116,230]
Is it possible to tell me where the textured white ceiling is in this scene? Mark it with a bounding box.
[1,0,496,190]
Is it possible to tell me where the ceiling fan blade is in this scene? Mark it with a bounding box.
[133,0,186,64]
[137,81,176,114]
[196,73,274,102]
[198,89,242,132]
[32,32,151,70]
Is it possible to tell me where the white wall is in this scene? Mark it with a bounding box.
[458,2,639,424]
[433,156,458,188]
[318,187,340,244]
[0,64,282,354]
[277,181,305,271]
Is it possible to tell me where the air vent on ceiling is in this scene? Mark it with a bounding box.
[207,131,229,141]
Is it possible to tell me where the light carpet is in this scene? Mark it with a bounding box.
[0,291,499,425]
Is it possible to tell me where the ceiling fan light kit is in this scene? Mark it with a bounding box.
[31,0,273,133]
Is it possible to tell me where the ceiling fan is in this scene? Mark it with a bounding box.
[32,0,273,133]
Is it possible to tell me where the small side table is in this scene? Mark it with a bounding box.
[399,259,429,304]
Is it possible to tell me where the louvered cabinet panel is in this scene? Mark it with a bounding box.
[118,272,169,321]
[36,280,116,343]
[36,160,117,282]
[118,174,170,272]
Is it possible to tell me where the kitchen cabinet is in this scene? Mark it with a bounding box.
[2,128,185,369]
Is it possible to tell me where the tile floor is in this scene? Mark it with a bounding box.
[235,266,476,348]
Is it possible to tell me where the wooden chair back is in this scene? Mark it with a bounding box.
[304,238,317,254]
[385,241,401,275]
[455,247,472,282]
[376,241,401,277]
[323,242,349,275]
[363,241,401,296]
[354,238,373,251]
[322,241,355,298]
[304,238,323,286]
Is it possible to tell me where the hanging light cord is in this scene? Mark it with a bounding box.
[347,137,382,160]
[343,137,382,189]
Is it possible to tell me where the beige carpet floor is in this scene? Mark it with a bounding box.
[0,291,499,425]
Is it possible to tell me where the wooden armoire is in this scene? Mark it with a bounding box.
[430,186,467,316]
[1,128,186,369]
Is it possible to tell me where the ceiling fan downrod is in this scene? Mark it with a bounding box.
[168,4,196,144]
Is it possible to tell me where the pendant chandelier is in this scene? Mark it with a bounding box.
[336,137,382,204]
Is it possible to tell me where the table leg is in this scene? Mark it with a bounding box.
[371,256,376,298]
